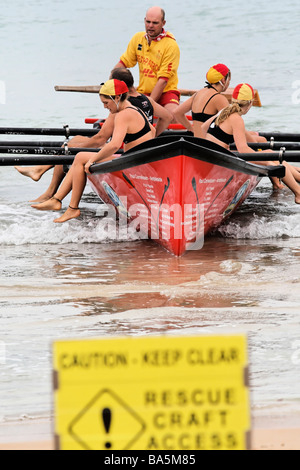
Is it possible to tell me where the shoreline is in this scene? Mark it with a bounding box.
[0,417,299,450]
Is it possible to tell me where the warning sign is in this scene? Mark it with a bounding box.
[53,335,251,450]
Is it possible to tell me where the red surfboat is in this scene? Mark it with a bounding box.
[88,135,283,256]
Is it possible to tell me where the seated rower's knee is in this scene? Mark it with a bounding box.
[74,152,90,166]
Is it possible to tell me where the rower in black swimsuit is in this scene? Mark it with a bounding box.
[207,113,235,146]
[123,107,152,144]
[31,79,156,223]
[202,82,300,205]
[191,89,221,124]
[174,63,231,137]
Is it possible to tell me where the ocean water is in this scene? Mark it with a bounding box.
[0,0,300,438]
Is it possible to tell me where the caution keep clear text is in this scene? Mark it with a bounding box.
[53,335,250,450]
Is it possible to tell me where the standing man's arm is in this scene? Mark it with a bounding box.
[113,61,126,70]
[150,78,168,102]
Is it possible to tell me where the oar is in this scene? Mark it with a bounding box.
[0,140,65,147]
[55,85,262,107]
[231,142,300,151]
[0,146,101,155]
[0,126,98,137]
[236,151,300,162]
[0,146,123,166]
[259,132,300,142]
[0,155,75,166]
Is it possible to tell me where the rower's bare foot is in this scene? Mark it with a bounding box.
[295,195,300,205]
[15,166,44,182]
[31,197,62,211]
[29,195,52,203]
[271,177,284,190]
[54,206,80,223]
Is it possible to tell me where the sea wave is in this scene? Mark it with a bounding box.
[2,191,300,245]
[0,202,140,246]
[218,212,300,239]
[217,183,300,240]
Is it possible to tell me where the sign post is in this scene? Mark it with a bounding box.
[53,335,251,450]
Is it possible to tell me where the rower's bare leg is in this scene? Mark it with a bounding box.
[245,134,281,189]
[15,165,53,182]
[164,102,180,124]
[271,177,284,190]
[30,165,66,203]
[272,160,300,183]
[54,153,89,223]
[288,164,300,183]
[282,163,300,203]
[256,160,300,204]
[245,131,267,144]
[53,206,81,224]
[31,166,74,211]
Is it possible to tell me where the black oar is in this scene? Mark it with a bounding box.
[0,146,123,166]
[0,146,101,156]
[0,126,98,137]
[231,142,300,151]
[0,155,76,166]
[236,151,300,162]
[0,140,65,147]
[259,132,300,142]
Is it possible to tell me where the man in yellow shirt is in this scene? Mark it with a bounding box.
[113,6,180,117]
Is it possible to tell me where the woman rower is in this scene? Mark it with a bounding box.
[202,83,300,204]
[174,63,267,146]
[32,79,155,222]
[174,63,232,138]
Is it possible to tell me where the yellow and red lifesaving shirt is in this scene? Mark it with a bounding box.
[119,30,180,95]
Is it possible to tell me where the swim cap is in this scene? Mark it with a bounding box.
[232,83,254,101]
[206,64,230,84]
[100,79,129,96]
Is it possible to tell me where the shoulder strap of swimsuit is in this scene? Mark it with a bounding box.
[123,106,151,132]
[202,92,220,113]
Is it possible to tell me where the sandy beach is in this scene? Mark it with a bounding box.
[0,418,299,450]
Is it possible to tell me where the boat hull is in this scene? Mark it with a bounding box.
[87,136,280,256]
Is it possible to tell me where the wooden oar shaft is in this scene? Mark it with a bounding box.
[55,85,101,94]
[55,85,262,107]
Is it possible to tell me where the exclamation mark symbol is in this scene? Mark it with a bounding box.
[102,408,112,449]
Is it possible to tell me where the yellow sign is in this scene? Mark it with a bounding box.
[53,335,250,450]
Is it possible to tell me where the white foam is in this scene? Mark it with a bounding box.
[219,212,300,239]
[218,182,300,239]
[0,203,140,246]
